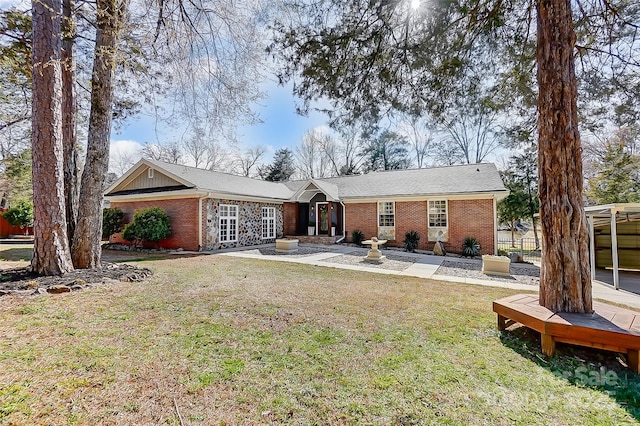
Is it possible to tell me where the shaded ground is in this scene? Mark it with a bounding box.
[0,247,156,295]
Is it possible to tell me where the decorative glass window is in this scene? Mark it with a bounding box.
[377,201,396,240]
[262,207,276,239]
[378,201,395,227]
[428,200,447,227]
[219,204,238,242]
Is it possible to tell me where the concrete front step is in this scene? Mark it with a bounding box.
[286,235,340,245]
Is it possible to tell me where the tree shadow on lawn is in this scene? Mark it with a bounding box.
[101,249,201,263]
[500,326,640,420]
[0,247,34,262]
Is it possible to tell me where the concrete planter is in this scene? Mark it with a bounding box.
[482,255,511,276]
[276,238,299,253]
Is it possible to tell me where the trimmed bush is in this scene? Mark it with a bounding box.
[461,237,481,257]
[122,207,171,247]
[351,229,365,246]
[403,230,420,252]
[102,207,124,240]
[1,199,33,234]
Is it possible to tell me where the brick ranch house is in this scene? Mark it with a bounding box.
[105,159,508,254]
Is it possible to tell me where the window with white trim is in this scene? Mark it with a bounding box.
[428,200,447,227]
[219,204,238,242]
[262,207,276,239]
[378,201,395,227]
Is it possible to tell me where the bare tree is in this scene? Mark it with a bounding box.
[183,125,228,170]
[140,142,183,164]
[109,149,137,176]
[295,129,332,179]
[148,0,268,146]
[232,146,265,177]
[397,115,434,168]
[321,125,365,176]
[441,104,502,164]
[183,127,209,168]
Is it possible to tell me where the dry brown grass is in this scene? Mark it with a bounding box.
[1,252,639,425]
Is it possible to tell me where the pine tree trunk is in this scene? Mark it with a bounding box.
[62,0,79,244]
[72,0,127,268]
[31,0,75,275]
[536,0,592,313]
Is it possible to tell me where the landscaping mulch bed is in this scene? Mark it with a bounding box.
[0,262,153,296]
[436,259,540,286]
[322,251,416,271]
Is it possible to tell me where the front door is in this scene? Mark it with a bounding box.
[317,203,330,235]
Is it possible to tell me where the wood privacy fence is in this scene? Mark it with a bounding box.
[0,209,33,238]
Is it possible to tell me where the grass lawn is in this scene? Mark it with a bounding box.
[1,249,639,425]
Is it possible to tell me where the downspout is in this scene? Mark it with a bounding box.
[336,201,346,243]
[197,192,210,251]
[493,196,498,255]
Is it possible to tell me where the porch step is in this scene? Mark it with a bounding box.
[286,235,340,245]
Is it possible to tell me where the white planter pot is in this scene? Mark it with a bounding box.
[308,227,315,236]
[276,239,299,253]
[482,255,511,276]
[331,227,336,237]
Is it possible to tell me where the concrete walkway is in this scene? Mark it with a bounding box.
[210,243,640,310]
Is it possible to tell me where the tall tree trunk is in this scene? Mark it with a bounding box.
[536,0,592,313]
[31,0,75,275]
[62,0,79,244]
[72,0,127,268]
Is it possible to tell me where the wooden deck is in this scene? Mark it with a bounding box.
[493,294,640,373]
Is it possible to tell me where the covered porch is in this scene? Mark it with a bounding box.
[284,180,345,242]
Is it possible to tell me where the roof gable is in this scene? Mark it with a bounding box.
[106,159,194,195]
[106,159,296,201]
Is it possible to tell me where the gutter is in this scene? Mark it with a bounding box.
[197,191,211,251]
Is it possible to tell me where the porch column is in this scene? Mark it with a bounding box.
[588,215,595,278]
[610,211,620,290]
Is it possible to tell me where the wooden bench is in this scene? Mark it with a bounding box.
[493,294,640,373]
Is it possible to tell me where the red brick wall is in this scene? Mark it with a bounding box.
[283,202,298,235]
[110,198,200,251]
[344,203,378,242]
[447,199,495,255]
[344,199,496,254]
[395,201,429,249]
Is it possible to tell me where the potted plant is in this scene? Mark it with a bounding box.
[307,221,315,236]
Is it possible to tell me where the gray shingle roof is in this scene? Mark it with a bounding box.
[145,159,296,200]
[317,163,506,199]
[111,159,506,201]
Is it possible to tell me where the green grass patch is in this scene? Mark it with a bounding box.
[0,254,639,424]
[0,246,32,262]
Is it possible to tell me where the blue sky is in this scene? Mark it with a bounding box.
[109,80,332,172]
